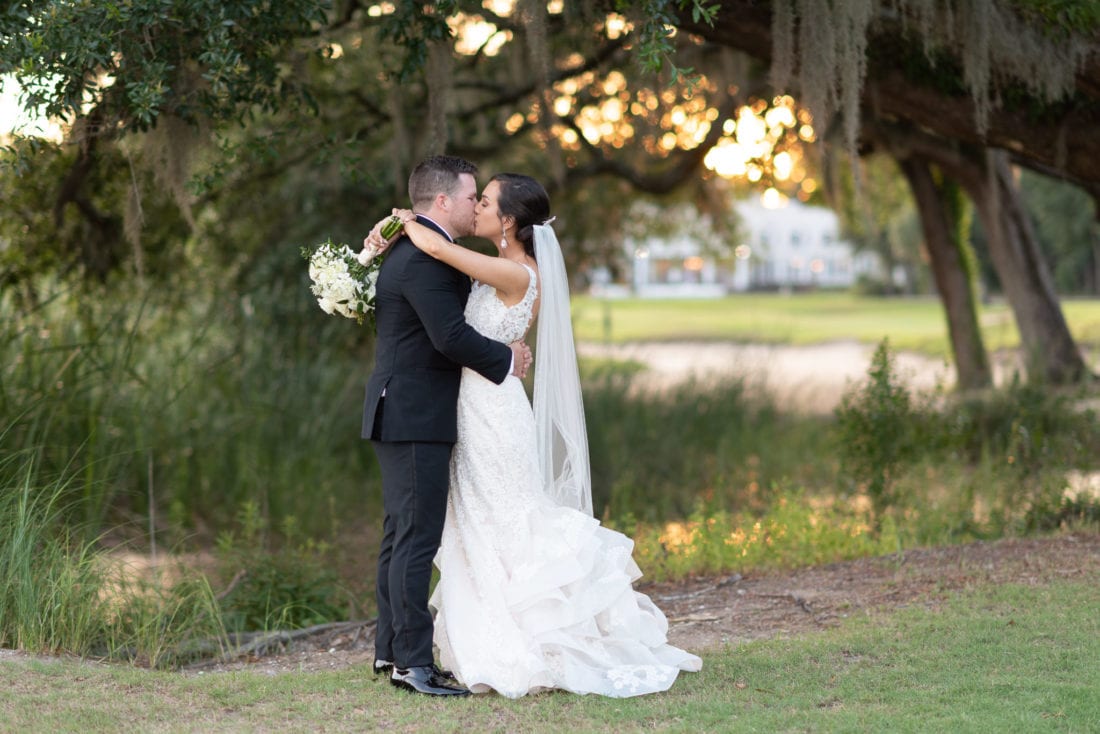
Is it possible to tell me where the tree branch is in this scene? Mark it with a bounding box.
[674,0,1100,188]
[561,93,740,195]
[454,36,628,118]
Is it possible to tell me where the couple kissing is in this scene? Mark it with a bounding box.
[361,155,701,699]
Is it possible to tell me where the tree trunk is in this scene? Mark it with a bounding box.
[1092,204,1100,296]
[1093,240,1100,296]
[898,155,992,390]
[961,151,1091,383]
[882,124,1092,384]
[875,234,899,294]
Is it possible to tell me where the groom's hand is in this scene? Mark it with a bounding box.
[361,221,389,257]
[509,341,532,379]
[361,208,411,259]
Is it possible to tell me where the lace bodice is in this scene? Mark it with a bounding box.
[463,264,537,343]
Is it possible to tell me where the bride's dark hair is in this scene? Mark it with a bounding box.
[490,173,550,261]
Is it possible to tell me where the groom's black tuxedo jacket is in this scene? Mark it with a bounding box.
[362,216,511,443]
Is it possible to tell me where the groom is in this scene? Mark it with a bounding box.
[363,155,529,697]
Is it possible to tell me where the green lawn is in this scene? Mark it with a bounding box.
[2,581,1096,733]
[572,293,1100,357]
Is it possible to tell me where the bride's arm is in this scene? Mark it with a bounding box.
[401,218,529,300]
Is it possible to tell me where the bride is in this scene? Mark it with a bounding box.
[370,173,701,698]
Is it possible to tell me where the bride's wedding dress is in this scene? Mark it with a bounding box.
[430,265,702,698]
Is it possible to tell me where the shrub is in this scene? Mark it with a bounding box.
[833,339,924,526]
[214,501,353,632]
[1023,493,1100,532]
[940,378,1097,473]
[626,490,900,582]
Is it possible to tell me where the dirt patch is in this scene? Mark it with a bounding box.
[152,534,1099,676]
[652,533,1100,652]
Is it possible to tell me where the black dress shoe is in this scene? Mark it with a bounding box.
[375,659,447,678]
[390,665,470,697]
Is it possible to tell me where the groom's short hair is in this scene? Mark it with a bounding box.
[408,155,478,210]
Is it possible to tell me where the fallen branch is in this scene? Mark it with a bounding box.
[181,619,377,670]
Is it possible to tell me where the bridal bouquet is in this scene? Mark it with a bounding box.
[301,238,384,324]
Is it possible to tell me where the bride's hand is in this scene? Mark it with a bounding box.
[391,207,416,225]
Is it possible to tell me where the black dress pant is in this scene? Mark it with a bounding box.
[371,430,453,669]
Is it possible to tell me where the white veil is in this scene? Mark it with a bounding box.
[532,221,593,516]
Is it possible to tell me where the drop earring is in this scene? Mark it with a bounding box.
[500,231,508,250]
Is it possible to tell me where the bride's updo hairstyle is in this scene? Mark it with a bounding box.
[491,173,550,261]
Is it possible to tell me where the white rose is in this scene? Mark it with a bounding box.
[318,297,336,314]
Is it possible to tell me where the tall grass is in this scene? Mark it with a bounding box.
[3,271,1098,661]
[601,342,1100,581]
[583,363,833,523]
[0,448,106,654]
[6,273,1095,547]
[1,269,381,541]
[1,268,370,658]
[0,446,225,665]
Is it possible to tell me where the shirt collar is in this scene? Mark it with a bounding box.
[415,214,454,242]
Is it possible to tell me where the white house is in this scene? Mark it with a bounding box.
[619,198,882,297]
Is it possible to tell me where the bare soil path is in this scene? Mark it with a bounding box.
[654,533,1100,652]
[577,341,1008,413]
